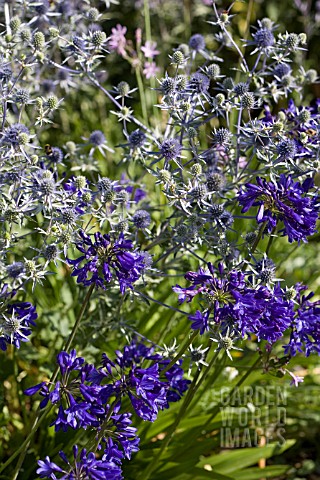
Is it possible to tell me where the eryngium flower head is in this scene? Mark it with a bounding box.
[277,138,297,159]
[273,63,291,78]
[212,128,232,147]
[189,72,210,94]
[89,130,106,146]
[2,123,30,147]
[68,231,145,293]
[237,174,319,243]
[160,138,182,162]
[129,129,146,148]
[189,34,205,51]
[252,28,275,48]
[132,210,151,229]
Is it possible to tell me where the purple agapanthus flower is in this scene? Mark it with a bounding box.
[0,285,37,351]
[67,231,145,293]
[37,446,123,480]
[237,174,319,242]
[284,284,320,357]
[173,262,297,346]
[25,341,189,467]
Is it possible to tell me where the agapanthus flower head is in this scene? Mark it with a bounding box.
[0,296,37,351]
[237,174,319,242]
[67,230,145,293]
[283,284,320,357]
[37,446,122,480]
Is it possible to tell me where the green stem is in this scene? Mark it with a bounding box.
[5,284,95,478]
[243,220,268,267]
[265,227,277,256]
[143,0,151,41]
[135,67,149,126]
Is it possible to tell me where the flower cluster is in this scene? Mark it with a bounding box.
[0,285,37,351]
[174,263,320,357]
[238,175,319,243]
[25,340,189,478]
[67,231,145,293]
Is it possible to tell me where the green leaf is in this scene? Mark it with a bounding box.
[197,441,295,473]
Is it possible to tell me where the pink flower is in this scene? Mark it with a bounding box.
[109,24,127,56]
[141,41,160,59]
[143,61,160,79]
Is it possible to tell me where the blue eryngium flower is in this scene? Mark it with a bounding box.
[67,230,145,293]
[237,174,319,242]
